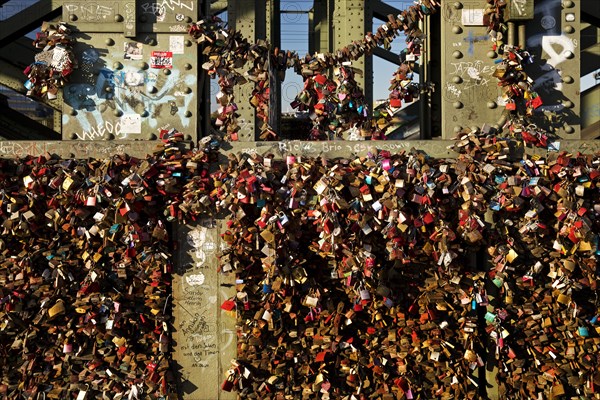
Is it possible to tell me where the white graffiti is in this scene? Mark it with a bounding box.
[449,60,495,78]
[64,3,114,21]
[466,67,481,80]
[76,120,123,140]
[512,0,527,16]
[446,83,462,98]
[187,226,217,265]
[158,0,194,12]
[141,0,193,16]
[541,35,575,90]
[186,273,205,286]
[169,24,188,32]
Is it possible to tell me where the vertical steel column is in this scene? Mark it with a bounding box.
[229,0,267,141]
[268,0,281,135]
[507,22,516,47]
[419,16,431,140]
[199,0,211,141]
[333,0,373,106]
[518,24,526,49]
[311,0,332,54]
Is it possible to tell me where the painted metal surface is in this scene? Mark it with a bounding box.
[4,139,600,159]
[173,221,236,400]
[440,0,581,139]
[61,1,198,140]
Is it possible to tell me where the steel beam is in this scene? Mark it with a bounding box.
[210,1,227,15]
[0,0,62,48]
[0,59,62,113]
[0,96,60,140]
[311,0,332,54]
[0,37,38,70]
[371,0,401,23]
[333,0,373,106]
[2,139,599,160]
[268,0,281,135]
[228,0,267,141]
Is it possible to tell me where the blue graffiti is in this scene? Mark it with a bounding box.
[64,84,97,111]
[463,30,489,56]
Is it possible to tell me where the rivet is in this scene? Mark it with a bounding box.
[184,87,192,94]
[113,62,123,70]
[105,133,115,140]
[185,16,193,23]
[105,38,115,46]
[139,15,147,23]
[141,110,149,117]
[69,109,77,116]
[114,14,123,22]
[563,100,574,108]
[452,50,463,59]
[147,133,157,140]
[69,14,77,21]
[452,76,462,84]
[564,125,575,133]
[564,25,574,34]
[452,26,462,34]
[163,68,171,75]
[185,134,193,141]
[184,63,192,70]
[487,101,497,109]
[105,86,112,93]
[565,51,574,59]
[562,75,574,84]
[453,126,463,133]
[185,111,192,117]
[487,50,497,58]
[453,101,463,109]
[453,2,463,9]
[139,62,149,70]
[114,109,123,117]
[185,40,192,47]
[149,86,158,94]
[563,0,574,7]
[70,133,78,139]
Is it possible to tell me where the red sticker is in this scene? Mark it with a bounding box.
[150,51,173,69]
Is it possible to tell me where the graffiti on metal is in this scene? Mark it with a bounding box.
[63,2,119,22]
[62,33,196,140]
